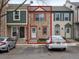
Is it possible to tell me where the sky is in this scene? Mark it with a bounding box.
[9,0,79,6]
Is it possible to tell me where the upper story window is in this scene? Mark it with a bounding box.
[70,5,72,8]
[13,11,20,21]
[55,13,60,21]
[64,13,69,21]
[35,13,44,21]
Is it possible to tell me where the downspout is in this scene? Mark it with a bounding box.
[72,11,74,40]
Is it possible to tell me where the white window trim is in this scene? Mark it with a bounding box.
[13,10,20,21]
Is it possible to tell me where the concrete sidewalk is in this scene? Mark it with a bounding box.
[66,39,79,43]
[15,39,79,47]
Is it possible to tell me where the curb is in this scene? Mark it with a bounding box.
[16,43,79,46]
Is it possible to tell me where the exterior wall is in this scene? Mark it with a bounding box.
[6,6,28,40]
[52,12,73,38]
[65,2,76,10]
[28,6,52,43]
[78,9,79,22]
[29,12,50,39]
[65,1,79,39]
[65,2,77,22]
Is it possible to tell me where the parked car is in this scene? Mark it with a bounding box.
[0,37,16,52]
[46,35,67,50]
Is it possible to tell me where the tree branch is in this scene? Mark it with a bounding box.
[14,0,27,11]
[0,0,27,18]
[0,0,10,10]
[2,0,10,8]
[0,0,4,11]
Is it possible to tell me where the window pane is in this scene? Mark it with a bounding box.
[64,13,69,21]
[35,13,44,21]
[36,14,39,21]
[43,27,47,35]
[12,27,17,36]
[0,38,5,41]
[55,13,60,21]
[55,25,60,35]
[67,28,69,33]
[32,28,36,33]
[14,11,20,19]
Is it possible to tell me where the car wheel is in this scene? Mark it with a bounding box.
[47,47,52,50]
[6,47,10,52]
[13,45,16,48]
[62,48,66,51]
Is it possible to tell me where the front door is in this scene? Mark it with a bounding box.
[31,27,37,39]
[65,27,71,38]
[19,27,25,38]
[11,26,25,38]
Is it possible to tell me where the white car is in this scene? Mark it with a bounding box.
[0,37,16,52]
[46,35,67,50]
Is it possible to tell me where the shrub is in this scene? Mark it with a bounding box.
[37,38,47,42]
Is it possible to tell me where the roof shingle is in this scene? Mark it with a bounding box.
[52,6,72,11]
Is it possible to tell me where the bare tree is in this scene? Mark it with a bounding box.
[0,0,27,36]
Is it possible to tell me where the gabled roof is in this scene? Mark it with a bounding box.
[27,6,52,12]
[52,6,73,11]
[7,4,30,9]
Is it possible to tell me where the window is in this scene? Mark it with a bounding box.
[32,28,36,33]
[55,24,60,35]
[13,11,20,21]
[7,38,11,41]
[70,5,72,8]
[43,27,47,35]
[64,13,69,21]
[67,28,69,33]
[55,13,60,21]
[35,13,44,21]
[12,27,17,36]
[0,38,5,41]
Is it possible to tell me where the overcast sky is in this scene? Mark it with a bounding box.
[9,0,79,6]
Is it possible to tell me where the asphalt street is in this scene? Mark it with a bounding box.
[0,45,79,59]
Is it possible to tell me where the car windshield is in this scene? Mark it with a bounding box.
[52,36,65,42]
[0,38,5,41]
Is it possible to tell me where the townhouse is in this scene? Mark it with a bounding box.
[65,0,79,39]
[6,4,29,41]
[0,0,79,44]
[27,6,52,43]
[52,6,73,39]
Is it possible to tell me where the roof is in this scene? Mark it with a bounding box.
[7,4,30,9]
[70,2,79,6]
[27,6,52,12]
[52,6,72,11]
